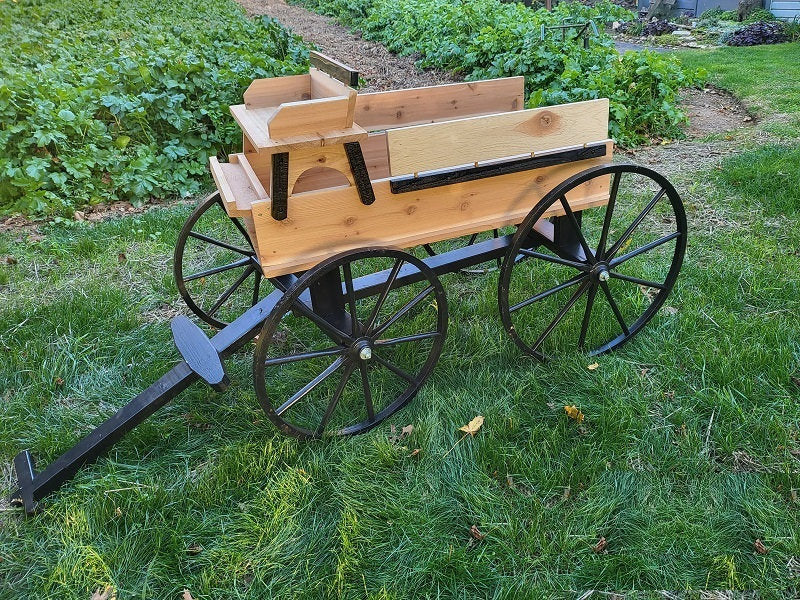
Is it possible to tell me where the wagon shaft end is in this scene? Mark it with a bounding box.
[10,450,38,515]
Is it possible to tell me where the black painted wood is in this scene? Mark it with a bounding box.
[344,142,376,206]
[271,152,289,220]
[310,51,359,88]
[171,315,229,391]
[389,144,607,194]
[10,450,36,514]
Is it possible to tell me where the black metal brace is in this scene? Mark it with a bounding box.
[271,152,289,220]
[344,142,376,206]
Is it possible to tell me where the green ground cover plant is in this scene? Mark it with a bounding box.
[295,0,705,146]
[0,0,307,217]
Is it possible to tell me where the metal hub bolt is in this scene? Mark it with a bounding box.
[598,269,610,282]
[358,345,372,361]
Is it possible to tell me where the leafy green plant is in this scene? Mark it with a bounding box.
[296,0,704,146]
[0,0,307,216]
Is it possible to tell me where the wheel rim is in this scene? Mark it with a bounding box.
[253,248,448,439]
[174,192,265,329]
[498,164,687,360]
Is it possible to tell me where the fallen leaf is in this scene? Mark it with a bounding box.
[187,544,203,555]
[54,377,64,387]
[459,415,484,436]
[791,489,798,504]
[408,448,420,458]
[469,525,485,540]
[754,539,768,555]
[593,537,608,553]
[117,252,127,264]
[564,405,584,423]
[91,587,115,600]
[587,362,599,371]
[74,211,85,221]
[401,424,414,438]
[562,486,571,501]
[5,256,17,265]
[114,507,122,517]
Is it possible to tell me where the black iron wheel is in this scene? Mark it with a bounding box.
[253,248,448,439]
[498,164,687,360]
[174,191,267,329]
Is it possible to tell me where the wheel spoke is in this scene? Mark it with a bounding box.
[264,346,345,367]
[275,356,345,416]
[365,259,404,332]
[251,270,262,306]
[342,262,359,336]
[610,231,681,268]
[207,265,254,316]
[559,196,595,264]
[597,171,621,259]
[290,299,352,345]
[183,256,252,282]
[578,283,599,349]
[599,281,630,337]
[609,271,667,290]
[605,187,666,261]
[375,331,440,347]
[373,353,417,384]
[188,230,253,256]
[517,248,590,271]
[509,272,586,313]
[371,285,434,338]
[359,362,375,422]
[530,279,591,353]
[229,216,254,250]
[316,362,356,435]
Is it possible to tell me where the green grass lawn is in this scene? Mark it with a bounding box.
[1,48,800,600]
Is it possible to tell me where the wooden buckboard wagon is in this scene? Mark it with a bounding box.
[11,54,686,513]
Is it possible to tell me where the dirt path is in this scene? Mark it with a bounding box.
[237,0,461,92]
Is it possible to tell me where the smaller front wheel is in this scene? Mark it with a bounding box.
[253,248,448,439]
[498,164,687,360]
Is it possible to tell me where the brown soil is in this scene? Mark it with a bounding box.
[236,0,461,92]
[680,85,754,138]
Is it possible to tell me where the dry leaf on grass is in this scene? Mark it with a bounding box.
[90,587,115,600]
[593,537,608,553]
[587,362,599,371]
[183,589,195,600]
[408,448,420,458]
[401,424,414,437]
[459,415,484,436]
[754,539,769,555]
[469,525,485,540]
[5,256,17,265]
[443,415,485,457]
[564,405,584,423]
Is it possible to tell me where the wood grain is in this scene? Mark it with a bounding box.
[243,74,311,109]
[386,98,609,176]
[354,77,525,131]
[250,141,613,277]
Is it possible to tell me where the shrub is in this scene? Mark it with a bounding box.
[725,20,788,45]
[0,0,307,216]
[642,19,677,36]
[745,8,777,22]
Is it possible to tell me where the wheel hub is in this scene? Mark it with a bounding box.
[591,262,611,282]
[352,339,373,361]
